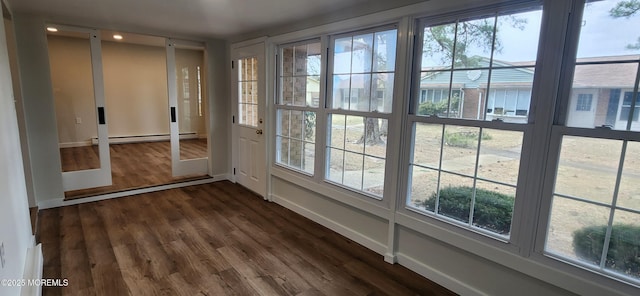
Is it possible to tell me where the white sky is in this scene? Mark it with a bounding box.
[499,0,640,62]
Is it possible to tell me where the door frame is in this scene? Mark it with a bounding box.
[166,38,210,177]
[231,37,268,198]
[52,25,113,191]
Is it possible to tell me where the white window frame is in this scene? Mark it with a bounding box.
[274,38,323,175]
[400,5,542,243]
[324,24,400,200]
[534,0,640,289]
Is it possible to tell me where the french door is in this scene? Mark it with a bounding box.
[166,39,209,177]
[48,26,112,191]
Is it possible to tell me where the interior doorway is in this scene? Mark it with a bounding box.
[46,27,211,199]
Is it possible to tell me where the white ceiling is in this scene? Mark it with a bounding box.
[5,0,424,39]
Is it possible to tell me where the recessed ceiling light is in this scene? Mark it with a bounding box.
[46,27,58,32]
[113,34,123,40]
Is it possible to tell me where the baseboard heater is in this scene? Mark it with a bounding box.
[90,133,201,145]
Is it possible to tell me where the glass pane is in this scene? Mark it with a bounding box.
[48,29,101,172]
[303,142,315,174]
[441,125,479,175]
[576,0,640,59]
[363,156,385,196]
[453,16,496,69]
[567,64,638,130]
[280,77,293,105]
[417,71,452,116]
[554,136,622,204]
[493,9,542,65]
[477,129,523,185]
[372,73,394,113]
[289,139,303,170]
[327,148,344,183]
[450,69,489,120]
[473,181,516,235]
[276,109,290,137]
[280,41,322,108]
[605,210,640,280]
[373,29,397,72]
[546,197,610,261]
[277,136,290,167]
[289,110,303,139]
[422,23,456,70]
[328,114,346,150]
[351,33,373,73]
[334,37,352,74]
[344,116,364,154]
[176,47,207,160]
[487,68,534,123]
[349,74,371,111]
[407,167,440,210]
[303,111,316,142]
[364,118,387,158]
[281,46,294,76]
[238,57,258,127]
[619,141,640,211]
[343,151,364,190]
[437,173,475,223]
[411,123,443,169]
[332,74,350,109]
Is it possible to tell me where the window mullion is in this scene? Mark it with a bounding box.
[599,140,629,270]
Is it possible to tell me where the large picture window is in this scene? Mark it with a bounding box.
[275,40,322,174]
[543,0,640,285]
[326,28,397,198]
[406,7,543,238]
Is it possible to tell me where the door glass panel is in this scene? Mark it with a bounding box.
[176,47,208,160]
[47,28,101,172]
[238,57,259,127]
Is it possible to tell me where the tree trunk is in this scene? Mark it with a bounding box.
[357,118,384,145]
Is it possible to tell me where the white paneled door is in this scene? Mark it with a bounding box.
[232,41,266,197]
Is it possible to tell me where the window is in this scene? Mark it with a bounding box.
[620,91,640,122]
[238,57,259,127]
[544,0,640,285]
[487,88,532,117]
[275,40,321,174]
[327,28,397,197]
[576,93,593,111]
[407,7,542,238]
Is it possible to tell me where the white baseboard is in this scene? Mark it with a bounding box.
[20,244,43,296]
[396,253,484,296]
[38,174,227,209]
[271,193,387,256]
[59,141,92,148]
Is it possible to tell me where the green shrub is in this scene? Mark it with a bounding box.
[573,224,640,277]
[443,131,492,148]
[420,186,514,234]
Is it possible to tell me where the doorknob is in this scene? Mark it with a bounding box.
[256,129,263,135]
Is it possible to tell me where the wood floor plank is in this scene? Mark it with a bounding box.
[63,140,209,199]
[39,182,456,296]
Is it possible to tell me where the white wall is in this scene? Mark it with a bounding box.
[0,3,36,295]
[13,14,231,203]
[48,36,209,146]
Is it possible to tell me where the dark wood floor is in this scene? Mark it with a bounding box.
[39,181,456,296]
[61,139,209,199]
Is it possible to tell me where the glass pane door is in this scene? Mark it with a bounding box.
[47,26,112,191]
[166,39,209,177]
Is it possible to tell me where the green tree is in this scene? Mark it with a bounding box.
[610,0,640,49]
[424,16,527,68]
